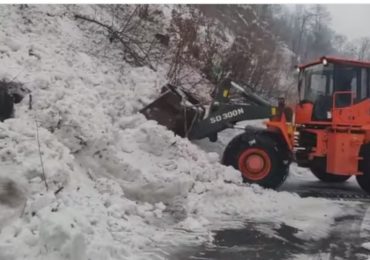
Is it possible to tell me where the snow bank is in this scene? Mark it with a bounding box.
[0,5,345,260]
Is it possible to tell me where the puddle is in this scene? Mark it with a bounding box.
[170,222,306,260]
[169,205,370,260]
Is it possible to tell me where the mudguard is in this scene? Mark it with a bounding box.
[233,126,293,162]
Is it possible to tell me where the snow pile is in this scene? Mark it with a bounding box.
[0,5,345,260]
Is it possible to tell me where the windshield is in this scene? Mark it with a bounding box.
[299,63,369,105]
[299,63,334,102]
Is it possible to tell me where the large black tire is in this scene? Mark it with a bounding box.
[356,145,370,193]
[310,157,351,183]
[222,132,290,189]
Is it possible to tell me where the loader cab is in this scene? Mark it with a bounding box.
[297,57,370,122]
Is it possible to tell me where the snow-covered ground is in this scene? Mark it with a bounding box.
[0,5,351,260]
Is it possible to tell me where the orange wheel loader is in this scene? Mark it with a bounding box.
[141,56,370,194]
[223,56,370,193]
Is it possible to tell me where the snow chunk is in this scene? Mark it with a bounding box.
[362,242,370,251]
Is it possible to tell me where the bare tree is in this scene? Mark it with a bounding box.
[356,37,370,60]
[75,5,167,70]
[291,6,314,58]
[167,8,200,85]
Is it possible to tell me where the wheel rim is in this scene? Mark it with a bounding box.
[238,148,271,181]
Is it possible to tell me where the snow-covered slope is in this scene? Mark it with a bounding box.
[0,5,345,260]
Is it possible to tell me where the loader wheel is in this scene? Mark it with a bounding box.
[310,157,351,183]
[356,145,370,194]
[222,133,289,189]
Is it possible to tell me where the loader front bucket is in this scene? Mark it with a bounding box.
[140,84,204,137]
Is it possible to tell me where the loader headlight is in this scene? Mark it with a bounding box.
[322,58,328,66]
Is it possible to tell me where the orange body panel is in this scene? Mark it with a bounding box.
[326,132,364,175]
[269,93,370,176]
[332,98,370,131]
[296,128,366,175]
[265,113,294,150]
[281,57,370,178]
[295,103,314,125]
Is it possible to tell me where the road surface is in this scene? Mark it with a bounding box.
[170,173,370,260]
[168,126,370,260]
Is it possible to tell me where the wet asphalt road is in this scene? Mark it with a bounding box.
[171,212,370,260]
[169,174,370,260]
[182,128,370,260]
